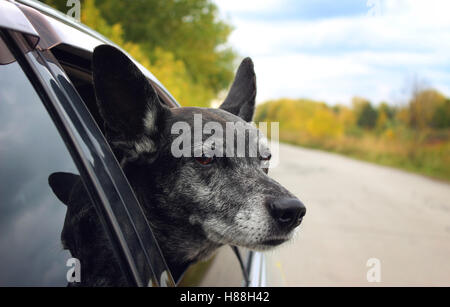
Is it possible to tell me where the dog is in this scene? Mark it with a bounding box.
[48,45,306,286]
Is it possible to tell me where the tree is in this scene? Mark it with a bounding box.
[431,99,450,129]
[93,0,236,94]
[39,0,237,107]
[378,102,395,119]
[409,89,446,129]
[376,102,394,130]
[357,103,378,129]
[352,97,378,129]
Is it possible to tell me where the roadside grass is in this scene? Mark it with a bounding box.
[279,130,450,182]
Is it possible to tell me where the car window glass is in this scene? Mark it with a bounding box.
[0,49,80,286]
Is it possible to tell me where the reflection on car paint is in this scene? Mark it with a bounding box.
[0,60,76,286]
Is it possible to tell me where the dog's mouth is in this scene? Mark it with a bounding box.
[260,238,287,246]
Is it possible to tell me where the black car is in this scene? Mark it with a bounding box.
[0,0,266,287]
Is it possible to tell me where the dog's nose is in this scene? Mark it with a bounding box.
[268,198,306,230]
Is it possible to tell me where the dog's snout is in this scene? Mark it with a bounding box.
[268,198,306,230]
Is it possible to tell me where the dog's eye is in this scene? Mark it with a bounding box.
[195,155,214,165]
[260,153,272,161]
[260,154,271,174]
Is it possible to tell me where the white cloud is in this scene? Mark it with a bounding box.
[215,0,450,105]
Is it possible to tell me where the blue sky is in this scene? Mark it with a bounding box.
[224,0,369,21]
[214,0,450,105]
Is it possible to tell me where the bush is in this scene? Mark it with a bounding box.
[356,102,378,129]
[431,99,450,129]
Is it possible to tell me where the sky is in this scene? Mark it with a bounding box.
[214,0,450,105]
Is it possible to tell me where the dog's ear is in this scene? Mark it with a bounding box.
[48,172,81,205]
[219,57,256,122]
[92,45,168,152]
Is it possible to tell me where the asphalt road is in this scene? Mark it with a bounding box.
[265,143,450,286]
[200,143,450,286]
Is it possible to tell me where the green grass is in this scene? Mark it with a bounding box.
[279,130,450,182]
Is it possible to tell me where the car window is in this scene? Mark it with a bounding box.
[0,46,82,286]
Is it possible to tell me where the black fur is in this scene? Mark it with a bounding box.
[219,57,256,122]
[49,172,127,286]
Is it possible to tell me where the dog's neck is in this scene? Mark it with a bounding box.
[65,195,220,286]
[126,166,222,263]
[63,174,221,286]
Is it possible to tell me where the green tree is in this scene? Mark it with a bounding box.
[39,0,66,11]
[93,0,235,94]
[409,89,446,129]
[378,102,395,119]
[352,97,378,129]
[357,103,378,129]
[39,0,236,107]
[431,99,450,129]
[376,102,395,130]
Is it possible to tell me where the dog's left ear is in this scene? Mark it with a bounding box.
[92,45,169,159]
[219,57,256,122]
[48,172,80,205]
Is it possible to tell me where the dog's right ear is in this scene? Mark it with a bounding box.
[92,45,169,159]
[219,57,256,122]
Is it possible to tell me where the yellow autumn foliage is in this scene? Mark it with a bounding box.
[80,0,212,107]
[255,97,450,180]
[256,98,343,140]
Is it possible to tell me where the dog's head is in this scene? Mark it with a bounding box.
[92,45,306,263]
